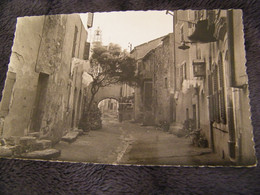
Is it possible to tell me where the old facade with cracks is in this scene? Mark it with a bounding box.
[0,14,92,158]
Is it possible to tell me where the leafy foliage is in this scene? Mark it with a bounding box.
[79,43,139,131]
[79,102,102,131]
[88,43,139,88]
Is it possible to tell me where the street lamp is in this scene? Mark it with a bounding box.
[178,41,191,50]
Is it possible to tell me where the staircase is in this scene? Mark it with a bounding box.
[0,132,61,160]
[0,128,85,160]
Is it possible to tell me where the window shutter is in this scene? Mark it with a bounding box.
[183,63,187,79]
[180,65,183,88]
[72,26,78,58]
[218,54,226,124]
[220,89,226,124]
[207,74,214,121]
[213,67,220,123]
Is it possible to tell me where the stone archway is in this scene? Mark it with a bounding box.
[94,84,122,103]
[98,98,119,113]
[98,98,119,123]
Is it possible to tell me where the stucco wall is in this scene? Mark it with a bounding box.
[3,16,45,137]
[1,14,88,143]
[95,84,122,103]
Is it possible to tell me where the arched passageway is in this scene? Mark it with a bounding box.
[98,98,119,124]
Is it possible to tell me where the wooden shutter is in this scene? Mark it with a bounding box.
[71,26,78,58]
[208,74,214,121]
[218,54,226,124]
[213,67,220,123]
[180,65,183,88]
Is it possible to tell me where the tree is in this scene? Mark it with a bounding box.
[79,43,139,131]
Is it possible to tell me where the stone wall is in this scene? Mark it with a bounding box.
[0,14,88,143]
[173,10,255,164]
[134,33,174,125]
[2,16,45,137]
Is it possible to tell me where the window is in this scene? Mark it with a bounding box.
[179,65,183,88]
[212,65,220,123]
[193,104,196,122]
[66,82,71,111]
[211,53,226,124]
[180,25,184,42]
[183,63,187,79]
[165,77,168,88]
[137,61,142,72]
[196,45,202,60]
[83,42,90,60]
[218,53,226,123]
[71,26,78,58]
[178,62,187,89]
[120,86,123,97]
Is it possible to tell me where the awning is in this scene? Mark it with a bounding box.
[188,20,217,43]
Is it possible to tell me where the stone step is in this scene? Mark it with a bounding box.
[19,136,36,146]
[61,131,79,143]
[20,149,61,160]
[4,136,20,146]
[28,132,41,138]
[33,140,52,150]
[16,136,37,153]
[0,146,13,157]
[73,128,84,136]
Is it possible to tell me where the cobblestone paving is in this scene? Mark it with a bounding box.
[54,111,231,166]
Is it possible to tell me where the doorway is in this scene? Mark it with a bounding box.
[170,94,176,123]
[31,73,49,132]
[193,104,197,128]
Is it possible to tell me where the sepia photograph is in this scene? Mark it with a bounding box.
[0,9,256,166]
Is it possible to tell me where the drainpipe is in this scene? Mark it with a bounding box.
[173,11,177,92]
[227,10,236,160]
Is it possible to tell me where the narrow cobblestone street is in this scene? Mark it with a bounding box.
[54,111,230,166]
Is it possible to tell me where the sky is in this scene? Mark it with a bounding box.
[80,11,173,51]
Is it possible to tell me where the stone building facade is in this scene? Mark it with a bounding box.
[131,33,175,125]
[0,14,91,143]
[173,10,255,165]
[131,10,255,165]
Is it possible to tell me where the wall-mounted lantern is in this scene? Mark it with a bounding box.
[178,20,195,50]
[178,41,193,50]
[193,59,206,77]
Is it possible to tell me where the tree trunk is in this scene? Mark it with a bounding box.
[86,83,100,114]
[79,83,101,131]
